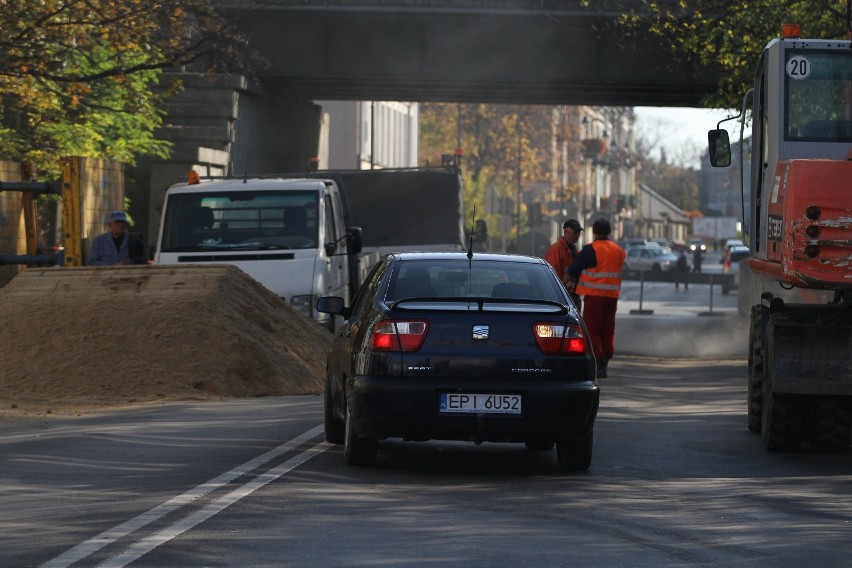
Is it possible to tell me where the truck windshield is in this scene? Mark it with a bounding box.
[785,49,852,142]
[160,191,319,252]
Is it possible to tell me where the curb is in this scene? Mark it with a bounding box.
[614,313,748,359]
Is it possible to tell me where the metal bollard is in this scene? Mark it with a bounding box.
[629,270,654,315]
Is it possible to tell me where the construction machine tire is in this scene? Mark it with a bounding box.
[809,396,852,451]
[761,314,805,451]
[747,305,764,432]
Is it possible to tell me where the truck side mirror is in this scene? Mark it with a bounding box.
[708,129,732,167]
[347,226,363,254]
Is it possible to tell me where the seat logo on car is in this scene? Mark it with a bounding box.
[473,325,489,340]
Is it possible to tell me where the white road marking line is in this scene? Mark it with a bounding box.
[99,441,330,568]
[40,425,325,568]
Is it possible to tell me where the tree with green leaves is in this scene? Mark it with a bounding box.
[0,0,248,179]
[420,103,555,242]
[614,0,850,109]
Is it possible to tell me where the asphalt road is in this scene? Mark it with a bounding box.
[3,355,852,567]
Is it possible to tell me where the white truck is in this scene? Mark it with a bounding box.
[154,176,363,330]
[154,167,465,329]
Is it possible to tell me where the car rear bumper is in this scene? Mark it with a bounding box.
[346,376,599,443]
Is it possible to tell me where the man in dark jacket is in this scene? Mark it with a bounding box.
[88,210,133,265]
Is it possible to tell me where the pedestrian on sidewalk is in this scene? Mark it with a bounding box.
[545,218,583,310]
[567,218,626,379]
[692,247,704,274]
[675,250,689,290]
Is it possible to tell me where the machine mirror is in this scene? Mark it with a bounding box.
[708,129,731,167]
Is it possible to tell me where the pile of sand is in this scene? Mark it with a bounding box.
[0,265,333,417]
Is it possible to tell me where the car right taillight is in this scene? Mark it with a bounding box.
[533,323,587,355]
[370,319,429,352]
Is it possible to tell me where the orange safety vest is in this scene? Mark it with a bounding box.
[575,239,626,298]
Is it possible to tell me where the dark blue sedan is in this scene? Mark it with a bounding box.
[317,252,599,471]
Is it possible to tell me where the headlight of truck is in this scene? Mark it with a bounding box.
[290,294,316,318]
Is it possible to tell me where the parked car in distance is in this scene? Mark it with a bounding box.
[650,237,672,249]
[317,252,600,471]
[688,238,707,252]
[722,245,750,294]
[618,238,658,251]
[623,245,679,272]
[723,238,745,254]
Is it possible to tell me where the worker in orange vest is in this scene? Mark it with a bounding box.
[567,218,626,378]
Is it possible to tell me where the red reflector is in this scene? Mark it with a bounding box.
[804,245,820,258]
[370,319,429,352]
[534,323,587,355]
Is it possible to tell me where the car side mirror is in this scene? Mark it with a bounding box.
[708,129,731,167]
[316,296,348,317]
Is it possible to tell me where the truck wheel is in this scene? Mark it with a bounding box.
[556,432,593,471]
[810,396,852,451]
[324,375,344,444]
[761,319,804,451]
[747,306,763,432]
[344,403,377,466]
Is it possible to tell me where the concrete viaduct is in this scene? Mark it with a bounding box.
[133,0,723,239]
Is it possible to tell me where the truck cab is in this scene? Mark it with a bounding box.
[154,177,361,330]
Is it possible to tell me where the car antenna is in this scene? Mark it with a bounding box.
[467,206,476,261]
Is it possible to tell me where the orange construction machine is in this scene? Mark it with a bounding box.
[710,23,852,451]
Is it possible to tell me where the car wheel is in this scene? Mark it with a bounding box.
[324,375,344,444]
[524,441,555,451]
[556,432,593,471]
[651,264,662,272]
[344,403,377,466]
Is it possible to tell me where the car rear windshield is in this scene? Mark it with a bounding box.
[385,259,564,302]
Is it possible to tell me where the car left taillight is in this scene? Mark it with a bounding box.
[533,322,588,355]
[370,319,429,352]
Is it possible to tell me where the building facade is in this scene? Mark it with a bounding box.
[316,101,419,170]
